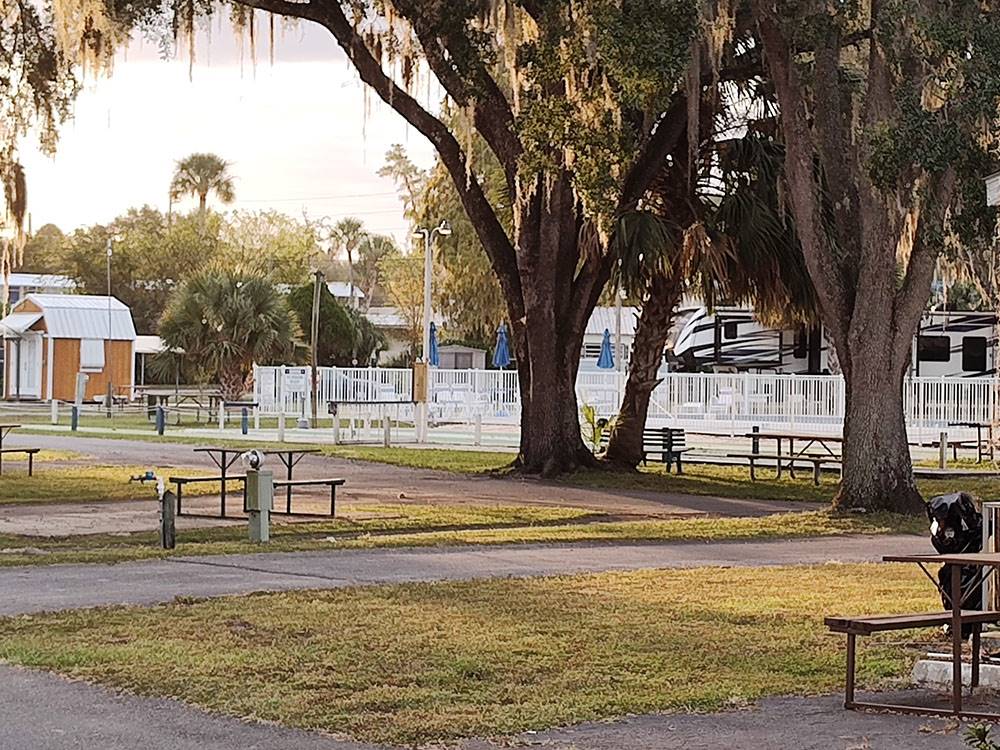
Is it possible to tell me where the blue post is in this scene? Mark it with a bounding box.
[71,406,79,432]
[241,407,249,435]
[156,405,166,436]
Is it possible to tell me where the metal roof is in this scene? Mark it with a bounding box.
[1,273,75,290]
[18,294,136,340]
[135,335,167,355]
[585,306,639,338]
[327,281,365,299]
[0,312,43,337]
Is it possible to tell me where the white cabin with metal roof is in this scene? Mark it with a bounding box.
[0,294,136,401]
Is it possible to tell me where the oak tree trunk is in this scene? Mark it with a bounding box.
[605,276,682,468]
[834,363,924,514]
[509,173,606,476]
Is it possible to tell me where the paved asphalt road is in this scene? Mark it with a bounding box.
[0,666,974,750]
[0,664,375,750]
[0,534,924,616]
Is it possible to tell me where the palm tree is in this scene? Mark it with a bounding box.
[169,153,236,229]
[329,217,365,309]
[157,268,300,399]
[604,130,816,469]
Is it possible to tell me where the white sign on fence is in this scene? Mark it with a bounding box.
[282,368,309,393]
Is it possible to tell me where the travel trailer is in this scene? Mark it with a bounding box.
[668,306,996,377]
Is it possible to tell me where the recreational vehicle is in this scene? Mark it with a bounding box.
[667,306,996,377]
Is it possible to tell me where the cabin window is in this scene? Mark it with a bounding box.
[917,335,951,363]
[962,336,988,373]
[80,339,105,370]
[722,321,739,340]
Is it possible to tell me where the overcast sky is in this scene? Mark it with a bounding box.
[18,15,437,247]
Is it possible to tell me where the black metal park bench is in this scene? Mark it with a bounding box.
[600,427,691,473]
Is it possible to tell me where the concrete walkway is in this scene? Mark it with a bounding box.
[3,432,825,537]
[0,534,924,616]
[465,693,974,750]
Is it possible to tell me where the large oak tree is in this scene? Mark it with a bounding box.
[751,0,1000,512]
[38,0,699,474]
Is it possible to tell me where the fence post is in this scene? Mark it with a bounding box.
[50,399,59,425]
[939,431,948,469]
[752,425,760,455]
[241,407,249,436]
[71,405,79,432]
[277,367,286,443]
[383,406,391,448]
[218,403,225,432]
[155,405,166,436]
[474,412,483,446]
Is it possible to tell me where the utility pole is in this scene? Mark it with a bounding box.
[310,269,324,425]
[106,237,113,418]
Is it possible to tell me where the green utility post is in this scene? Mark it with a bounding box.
[158,477,176,549]
[244,454,273,544]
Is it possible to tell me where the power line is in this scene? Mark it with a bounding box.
[234,190,399,203]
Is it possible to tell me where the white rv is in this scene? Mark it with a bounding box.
[668,306,995,377]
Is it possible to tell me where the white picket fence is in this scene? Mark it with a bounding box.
[253,366,998,439]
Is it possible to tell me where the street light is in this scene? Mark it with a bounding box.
[412,220,452,364]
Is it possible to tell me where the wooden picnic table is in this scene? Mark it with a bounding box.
[948,421,995,463]
[0,423,21,474]
[264,448,321,513]
[744,429,843,479]
[878,552,1000,719]
[192,446,246,518]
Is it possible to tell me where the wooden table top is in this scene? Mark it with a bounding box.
[885,552,1000,566]
[744,431,843,441]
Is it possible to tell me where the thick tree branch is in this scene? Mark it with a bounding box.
[752,0,851,348]
[892,167,957,370]
[618,97,688,213]
[233,0,523,312]
[390,1,521,189]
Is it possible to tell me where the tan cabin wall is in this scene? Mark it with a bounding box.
[47,339,134,402]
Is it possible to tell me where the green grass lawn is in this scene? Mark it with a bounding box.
[0,507,922,567]
[0,563,940,745]
[0,465,216,505]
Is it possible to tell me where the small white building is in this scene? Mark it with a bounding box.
[327,281,366,306]
[1,294,136,401]
[1,272,75,306]
[579,306,638,371]
[438,344,487,370]
[365,305,411,364]
[988,171,1000,207]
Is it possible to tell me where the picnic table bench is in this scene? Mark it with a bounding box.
[169,473,247,517]
[172,446,344,518]
[727,451,840,485]
[827,552,1000,720]
[600,427,690,472]
[0,424,41,476]
[948,421,995,463]
[273,478,346,516]
[731,429,843,484]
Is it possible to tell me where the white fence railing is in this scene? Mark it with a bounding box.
[253,366,998,438]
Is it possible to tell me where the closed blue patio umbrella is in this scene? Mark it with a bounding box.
[428,321,440,366]
[597,328,615,369]
[493,323,511,368]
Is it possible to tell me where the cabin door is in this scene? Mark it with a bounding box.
[14,333,42,399]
